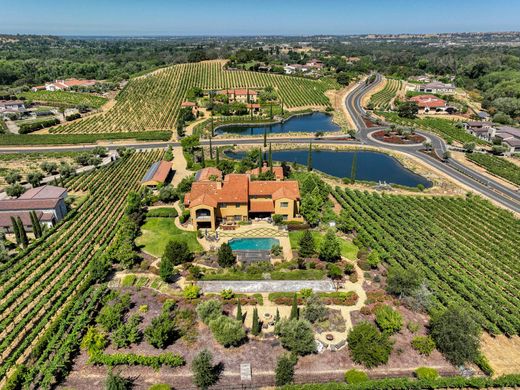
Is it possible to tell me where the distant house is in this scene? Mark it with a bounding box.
[246,103,261,113]
[284,64,309,74]
[409,95,449,113]
[0,185,68,233]
[216,89,258,103]
[463,121,494,141]
[305,59,324,69]
[32,78,97,92]
[247,163,284,181]
[416,81,455,94]
[0,100,25,112]
[477,111,491,121]
[490,126,520,155]
[181,101,198,115]
[141,161,172,187]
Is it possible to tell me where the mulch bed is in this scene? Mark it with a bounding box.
[373,130,426,144]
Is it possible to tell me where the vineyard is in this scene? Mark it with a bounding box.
[19,90,108,109]
[0,150,162,387]
[369,79,402,110]
[49,61,338,134]
[381,112,487,145]
[466,153,520,186]
[331,187,520,336]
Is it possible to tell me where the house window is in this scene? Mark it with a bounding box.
[221,203,227,208]
[280,202,289,208]
[234,215,241,221]
[235,203,241,208]
[282,215,288,220]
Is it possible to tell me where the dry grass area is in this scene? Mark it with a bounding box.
[481,333,520,376]
[0,155,76,187]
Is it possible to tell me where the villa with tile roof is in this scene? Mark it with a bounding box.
[184,168,303,230]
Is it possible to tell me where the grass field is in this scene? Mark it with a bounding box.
[288,230,358,260]
[49,60,338,134]
[136,217,202,256]
[19,90,108,109]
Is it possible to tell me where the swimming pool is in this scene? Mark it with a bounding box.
[228,238,280,251]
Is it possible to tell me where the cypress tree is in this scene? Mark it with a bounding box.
[200,148,205,168]
[11,216,21,245]
[290,294,299,320]
[263,128,267,147]
[350,152,358,183]
[258,149,263,170]
[215,147,220,166]
[269,103,273,119]
[236,300,243,322]
[30,210,42,238]
[209,136,213,160]
[281,99,284,115]
[268,143,273,171]
[275,308,280,323]
[17,216,29,248]
[307,143,313,172]
[210,115,214,137]
[252,307,260,336]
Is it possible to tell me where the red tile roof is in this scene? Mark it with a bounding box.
[196,167,223,182]
[249,180,300,200]
[246,103,261,109]
[249,199,275,213]
[217,89,258,96]
[141,161,172,184]
[409,95,446,108]
[247,166,284,180]
[181,101,197,107]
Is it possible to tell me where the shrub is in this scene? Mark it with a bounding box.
[272,214,284,224]
[298,230,316,258]
[375,305,403,334]
[149,385,171,390]
[144,314,177,349]
[303,294,327,323]
[220,288,234,300]
[196,300,223,325]
[275,318,316,356]
[415,367,439,380]
[146,208,178,218]
[106,370,132,390]
[411,335,436,356]
[407,321,420,333]
[347,322,393,368]
[183,284,201,299]
[275,354,297,386]
[209,315,246,347]
[81,326,107,355]
[344,369,369,384]
[162,240,193,266]
[366,250,381,268]
[319,229,341,262]
[217,242,236,268]
[192,349,219,389]
[112,314,142,348]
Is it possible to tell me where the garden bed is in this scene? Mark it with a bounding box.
[372,130,426,145]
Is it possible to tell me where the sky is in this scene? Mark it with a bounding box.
[1,0,520,36]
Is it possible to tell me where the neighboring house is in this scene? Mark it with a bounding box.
[409,75,431,83]
[477,111,491,121]
[246,103,261,113]
[181,101,198,115]
[32,78,97,92]
[416,81,455,94]
[490,126,520,155]
[409,95,449,113]
[284,64,309,74]
[463,121,494,141]
[195,167,223,182]
[216,89,258,103]
[141,161,172,187]
[0,100,25,112]
[305,59,324,69]
[247,163,284,181]
[0,185,68,233]
[184,168,303,230]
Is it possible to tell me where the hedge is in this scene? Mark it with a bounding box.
[268,291,358,306]
[19,118,60,134]
[0,131,172,145]
[89,351,184,370]
[282,374,520,390]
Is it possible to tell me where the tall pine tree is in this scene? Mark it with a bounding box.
[350,152,358,183]
[17,216,29,248]
[236,300,243,322]
[307,143,313,172]
[252,307,261,336]
[215,147,220,165]
[268,143,273,172]
[30,210,42,238]
[10,216,21,245]
[209,136,213,160]
[290,294,299,320]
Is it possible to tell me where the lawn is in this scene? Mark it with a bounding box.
[289,231,358,260]
[136,217,202,257]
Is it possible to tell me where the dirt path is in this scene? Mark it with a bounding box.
[170,147,191,187]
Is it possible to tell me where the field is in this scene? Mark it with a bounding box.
[136,217,202,256]
[19,90,108,109]
[466,153,520,186]
[0,150,162,387]
[369,79,402,110]
[288,231,358,260]
[331,187,520,336]
[49,60,338,134]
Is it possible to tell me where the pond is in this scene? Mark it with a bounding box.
[215,112,340,135]
[226,149,432,188]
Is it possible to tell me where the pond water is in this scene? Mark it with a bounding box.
[226,149,432,188]
[215,112,340,135]
[228,238,280,251]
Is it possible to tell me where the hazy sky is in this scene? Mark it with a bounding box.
[2,0,519,36]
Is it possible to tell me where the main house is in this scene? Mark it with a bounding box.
[184,167,303,230]
[409,95,455,114]
[216,89,258,103]
[0,185,68,233]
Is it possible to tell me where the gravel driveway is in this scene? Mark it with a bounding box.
[198,280,335,293]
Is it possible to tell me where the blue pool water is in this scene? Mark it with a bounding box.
[225,149,432,188]
[215,112,340,135]
[228,238,280,251]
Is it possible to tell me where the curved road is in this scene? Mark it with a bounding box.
[345,74,520,213]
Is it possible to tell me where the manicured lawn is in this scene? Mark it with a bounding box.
[289,230,358,260]
[136,217,202,257]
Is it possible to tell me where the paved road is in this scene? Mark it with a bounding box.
[344,74,520,213]
[198,280,336,293]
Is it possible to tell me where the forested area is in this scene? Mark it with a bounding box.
[0,35,229,87]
